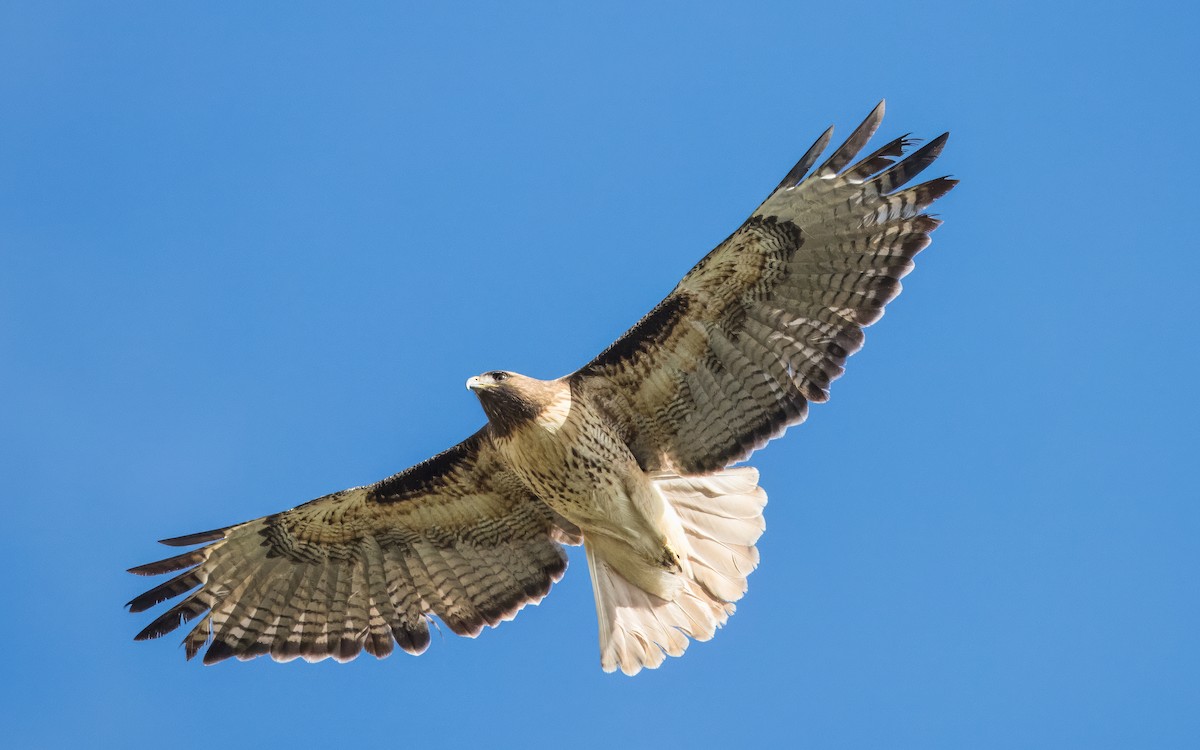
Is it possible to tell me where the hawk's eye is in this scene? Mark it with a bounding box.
[491,371,508,382]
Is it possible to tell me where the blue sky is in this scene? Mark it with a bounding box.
[2,2,1197,748]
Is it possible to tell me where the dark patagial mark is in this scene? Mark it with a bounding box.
[579,293,692,373]
[370,431,486,505]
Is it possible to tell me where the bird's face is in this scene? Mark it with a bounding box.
[467,370,557,437]
[466,370,516,393]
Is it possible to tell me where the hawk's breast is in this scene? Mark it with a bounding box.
[495,393,643,533]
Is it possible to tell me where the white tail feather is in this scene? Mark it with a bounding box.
[587,466,767,675]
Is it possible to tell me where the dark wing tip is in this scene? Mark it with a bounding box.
[773,124,834,190]
[815,101,887,177]
[127,548,206,577]
[132,594,208,640]
[158,528,227,547]
[125,570,201,613]
[844,133,917,181]
[201,639,237,665]
[917,130,948,154]
[869,132,953,196]
[917,131,950,163]
[914,133,950,172]
[923,175,959,202]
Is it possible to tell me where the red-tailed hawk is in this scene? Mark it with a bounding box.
[129,102,955,675]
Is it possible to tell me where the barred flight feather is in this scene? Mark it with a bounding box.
[573,100,954,475]
[128,433,580,664]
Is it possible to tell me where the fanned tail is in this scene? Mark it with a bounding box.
[586,467,767,675]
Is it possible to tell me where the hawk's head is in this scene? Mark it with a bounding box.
[467,370,558,437]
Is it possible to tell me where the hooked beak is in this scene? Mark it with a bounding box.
[466,376,491,392]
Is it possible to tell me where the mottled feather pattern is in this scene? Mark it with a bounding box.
[573,101,955,474]
[129,102,953,674]
[128,434,580,664]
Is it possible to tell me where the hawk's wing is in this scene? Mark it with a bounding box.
[128,430,581,664]
[571,102,955,474]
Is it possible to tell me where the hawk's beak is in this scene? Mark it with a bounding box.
[466,376,490,392]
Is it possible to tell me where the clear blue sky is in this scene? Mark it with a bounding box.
[2,2,1196,748]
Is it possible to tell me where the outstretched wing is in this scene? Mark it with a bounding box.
[572,101,955,474]
[127,431,581,664]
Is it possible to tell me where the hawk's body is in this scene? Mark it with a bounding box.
[487,377,672,581]
[129,102,956,674]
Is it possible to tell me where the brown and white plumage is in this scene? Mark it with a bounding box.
[574,101,954,475]
[129,101,955,673]
[128,433,581,664]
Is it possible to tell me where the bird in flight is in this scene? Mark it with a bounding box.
[128,101,955,675]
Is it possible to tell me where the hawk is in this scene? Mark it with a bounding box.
[128,102,955,675]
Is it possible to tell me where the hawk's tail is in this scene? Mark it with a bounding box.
[586,466,767,675]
